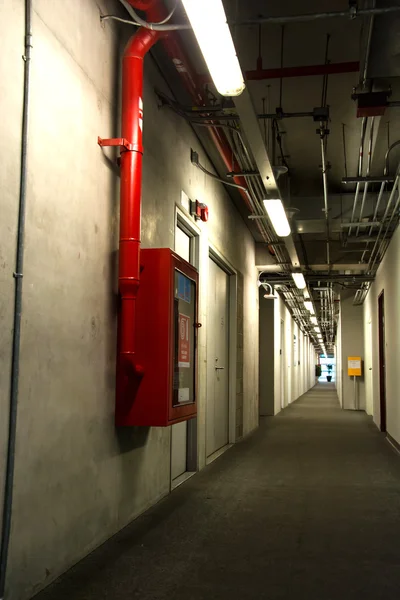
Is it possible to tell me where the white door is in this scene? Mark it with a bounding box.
[171,227,191,481]
[206,257,229,458]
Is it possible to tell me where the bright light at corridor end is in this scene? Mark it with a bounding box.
[291,272,306,289]
[263,199,291,237]
[181,0,245,97]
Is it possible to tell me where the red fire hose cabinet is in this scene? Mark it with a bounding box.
[116,248,199,427]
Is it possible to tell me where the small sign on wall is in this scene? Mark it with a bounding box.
[348,356,362,377]
[180,190,190,213]
[178,314,190,368]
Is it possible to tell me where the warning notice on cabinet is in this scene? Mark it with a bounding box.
[178,314,190,368]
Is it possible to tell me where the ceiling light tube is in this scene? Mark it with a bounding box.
[314,326,321,333]
[291,272,306,289]
[181,0,245,96]
[304,301,315,314]
[310,316,318,325]
[263,199,291,237]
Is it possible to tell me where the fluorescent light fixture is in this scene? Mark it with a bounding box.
[304,301,315,314]
[291,272,306,289]
[310,316,318,325]
[263,199,291,237]
[304,290,310,299]
[181,0,245,96]
[314,326,321,333]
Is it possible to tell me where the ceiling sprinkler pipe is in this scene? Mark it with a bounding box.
[320,129,330,265]
[368,172,400,271]
[236,5,400,25]
[370,182,400,271]
[356,117,375,236]
[348,117,368,236]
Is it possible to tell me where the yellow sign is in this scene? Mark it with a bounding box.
[348,356,362,377]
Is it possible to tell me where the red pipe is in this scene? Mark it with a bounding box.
[245,60,360,81]
[199,61,360,84]
[128,2,253,211]
[118,20,160,383]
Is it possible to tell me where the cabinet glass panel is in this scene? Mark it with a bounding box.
[173,270,196,406]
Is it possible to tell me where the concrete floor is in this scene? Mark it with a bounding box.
[35,383,400,600]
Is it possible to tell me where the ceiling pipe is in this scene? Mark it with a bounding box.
[319,126,330,265]
[199,62,360,85]
[348,117,368,237]
[236,5,400,25]
[259,264,370,272]
[356,117,375,236]
[368,170,400,272]
[245,61,360,81]
[349,8,375,241]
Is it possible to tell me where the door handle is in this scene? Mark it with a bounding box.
[215,366,225,370]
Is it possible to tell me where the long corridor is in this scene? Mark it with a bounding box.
[36,384,400,600]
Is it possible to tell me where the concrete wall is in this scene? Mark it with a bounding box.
[337,294,365,410]
[0,2,259,599]
[259,293,316,415]
[363,226,400,441]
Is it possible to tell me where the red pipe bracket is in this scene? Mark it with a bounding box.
[98,136,136,152]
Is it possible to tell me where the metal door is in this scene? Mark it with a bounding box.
[206,257,229,457]
[171,227,190,481]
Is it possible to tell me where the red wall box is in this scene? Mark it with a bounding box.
[116,248,199,426]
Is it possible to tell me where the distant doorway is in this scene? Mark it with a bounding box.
[378,291,387,432]
[280,319,285,409]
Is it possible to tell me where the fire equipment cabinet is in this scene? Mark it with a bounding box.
[116,248,199,426]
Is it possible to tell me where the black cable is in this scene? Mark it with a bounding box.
[120,0,190,30]
[262,97,267,145]
[101,13,190,30]
[279,25,284,108]
[273,118,289,170]
[321,34,331,107]
[342,123,348,179]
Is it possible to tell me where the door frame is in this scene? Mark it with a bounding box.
[378,290,387,432]
[171,208,201,484]
[280,319,285,409]
[208,245,238,448]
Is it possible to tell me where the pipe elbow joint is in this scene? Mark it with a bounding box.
[119,277,140,299]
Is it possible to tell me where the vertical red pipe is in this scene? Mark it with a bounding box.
[119,27,160,380]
